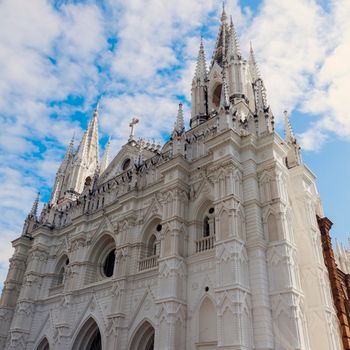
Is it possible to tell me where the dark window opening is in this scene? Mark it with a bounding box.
[89,329,101,350]
[103,249,116,277]
[203,216,210,237]
[122,158,131,171]
[212,84,222,107]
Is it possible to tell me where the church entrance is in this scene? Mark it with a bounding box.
[130,321,155,350]
[72,317,102,350]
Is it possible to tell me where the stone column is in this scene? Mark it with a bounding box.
[0,236,32,349]
[243,159,274,350]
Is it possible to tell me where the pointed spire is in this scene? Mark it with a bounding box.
[76,101,100,164]
[228,16,241,60]
[194,37,208,83]
[221,2,227,23]
[211,4,230,67]
[249,42,260,81]
[58,134,75,172]
[29,192,40,219]
[100,137,111,173]
[283,110,301,168]
[174,103,185,135]
[284,110,295,142]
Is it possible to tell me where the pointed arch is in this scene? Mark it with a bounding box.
[85,233,116,284]
[129,319,155,350]
[36,337,50,350]
[72,316,102,350]
[52,253,69,287]
[198,297,217,344]
[267,213,279,241]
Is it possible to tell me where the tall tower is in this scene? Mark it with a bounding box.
[50,103,100,206]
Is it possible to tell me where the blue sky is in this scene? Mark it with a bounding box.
[0,0,349,288]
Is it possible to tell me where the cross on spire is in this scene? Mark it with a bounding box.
[129,117,139,141]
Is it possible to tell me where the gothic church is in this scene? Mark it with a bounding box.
[0,6,343,350]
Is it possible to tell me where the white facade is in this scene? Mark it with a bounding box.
[0,8,343,350]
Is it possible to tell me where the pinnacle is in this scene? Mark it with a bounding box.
[284,110,295,142]
[249,42,260,81]
[221,2,227,22]
[30,192,40,218]
[228,17,241,60]
[194,38,208,83]
[174,103,185,134]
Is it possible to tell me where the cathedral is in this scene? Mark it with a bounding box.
[0,6,344,350]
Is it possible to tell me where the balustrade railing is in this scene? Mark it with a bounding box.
[138,255,159,271]
[196,235,215,253]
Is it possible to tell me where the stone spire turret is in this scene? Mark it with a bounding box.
[75,101,100,166]
[249,42,260,82]
[100,137,111,174]
[284,110,295,142]
[284,110,301,168]
[211,3,230,68]
[173,103,185,136]
[22,192,40,236]
[191,39,209,127]
[227,16,241,60]
[29,192,40,219]
[193,37,208,84]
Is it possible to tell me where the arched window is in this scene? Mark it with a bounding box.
[139,222,161,271]
[203,216,210,237]
[130,321,155,350]
[196,206,215,253]
[202,207,215,238]
[198,297,217,346]
[72,317,102,350]
[85,234,116,284]
[212,84,222,107]
[147,234,157,257]
[84,176,92,187]
[103,249,116,278]
[53,255,69,287]
[36,337,50,350]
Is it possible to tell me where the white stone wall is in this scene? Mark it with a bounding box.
[0,126,342,350]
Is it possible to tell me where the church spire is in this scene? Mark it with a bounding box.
[227,16,241,60]
[283,110,301,168]
[211,4,230,68]
[173,103,185,136]
[249,42,260,82]
[284,110,295,142]
[221,2,227,23]
[193,37,208,83]
[76,101,100,164]
[29,192,40,219]
[100,137,111,174]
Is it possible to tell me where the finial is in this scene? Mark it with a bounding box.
[174,103,185,135]
[30,192,40,218]
[284,110,295,141]
[94,99,100,116]
[227,17,241,59]
[194,37,208,83]
[129,117,139,141]
[249,41,260,80]
[221,1,227,22]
